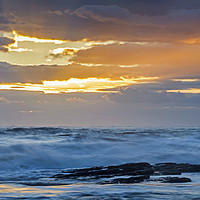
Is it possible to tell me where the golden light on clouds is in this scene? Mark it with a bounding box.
[50,47,78,55]
[48,40,124,58]
[9,31,122,52]
[167,89,200,94]
[1,30,85,65]
[7,31,65,52]
[0,77,157,94]
[12,30,65,44]
[181,37,200,44]
[9,48,34,52]
[1,30,127,65]
[85,40,121,46]
[49,47,88,57]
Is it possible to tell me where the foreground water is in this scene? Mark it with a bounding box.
[0,127,200,199]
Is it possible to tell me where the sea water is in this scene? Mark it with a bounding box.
[0,127,200,199]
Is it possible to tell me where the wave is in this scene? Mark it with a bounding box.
[0,127,200,170]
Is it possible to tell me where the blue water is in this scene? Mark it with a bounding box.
[0,127,200,199]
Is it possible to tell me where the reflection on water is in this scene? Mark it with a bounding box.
[1,182,200,199]
[0,184,64,197]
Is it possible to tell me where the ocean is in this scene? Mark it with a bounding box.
[0,127,200,199]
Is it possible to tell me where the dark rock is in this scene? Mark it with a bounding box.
[161,177,192,183]
[52,162,154,179]
[153,163,200,174]
[150,176,192,183]
[160,170,182,175]
[51,162,199,184]
[154,169,181,176]
[178,164,200,173]
[153,163,181,175]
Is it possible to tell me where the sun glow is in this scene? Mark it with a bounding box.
[0,77,157,94]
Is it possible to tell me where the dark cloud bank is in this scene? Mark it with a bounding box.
[1,0,200,42]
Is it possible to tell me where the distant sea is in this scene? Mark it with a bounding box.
[0,127,200,199]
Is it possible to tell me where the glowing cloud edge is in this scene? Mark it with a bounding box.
[0,77,158,94]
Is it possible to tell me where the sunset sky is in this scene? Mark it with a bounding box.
[0,0,200,126]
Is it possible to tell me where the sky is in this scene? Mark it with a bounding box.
[0,0,200,126]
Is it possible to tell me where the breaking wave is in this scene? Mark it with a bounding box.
[0,127,200,170]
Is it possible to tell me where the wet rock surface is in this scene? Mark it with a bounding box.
[162,177,192,183]
[51,162,200,184]
[153,163,200,174]
[151,176,192,183]
[52,162,153,179]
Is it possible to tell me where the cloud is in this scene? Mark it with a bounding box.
[1,59,200,88]
[47,40,117,61]
[2,0,200,16]
[103,87,200,107]
[73,5,131,23]
[0,77,156,94]
[0,37,14,45]
[46,10,63,16]
[0,96,8,104]
[66,97,87,103]
[48,48,80,60]
[0,62,146,83]
[73,5,200,25]
[1,1,200,42]
[19,110,42,113]
[71,42,200,69]
[0,36,14,52]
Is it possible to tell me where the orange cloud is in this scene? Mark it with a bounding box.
[181,37,200,44]
[48,40,121,60]
[71,43,200,66]
[0,77,157,94]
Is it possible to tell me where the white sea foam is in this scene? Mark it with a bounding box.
[0,127,200,170]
